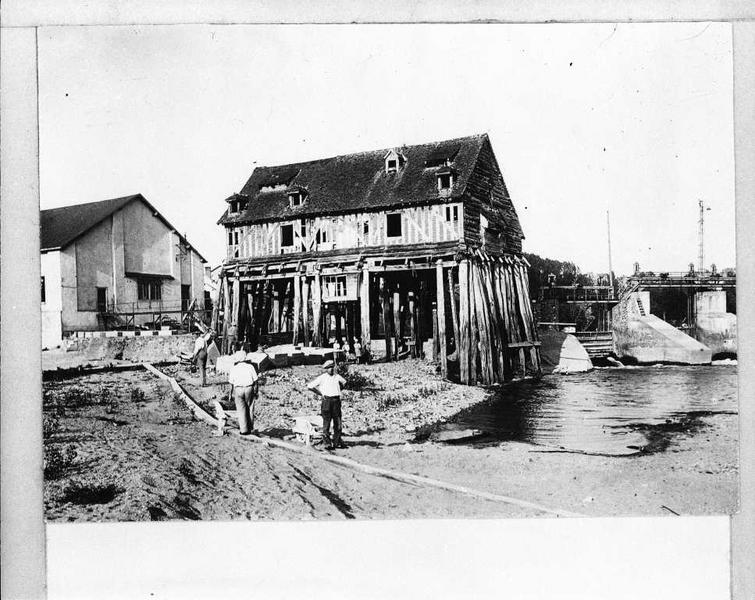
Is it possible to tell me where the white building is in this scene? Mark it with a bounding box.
[41,194,207,348]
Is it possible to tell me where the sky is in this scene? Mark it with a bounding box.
[38,22,735,275]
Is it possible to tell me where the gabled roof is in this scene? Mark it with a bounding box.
[40,194,207,262]
[218,134,489,226]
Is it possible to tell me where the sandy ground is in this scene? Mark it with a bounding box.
[43,360,738,521]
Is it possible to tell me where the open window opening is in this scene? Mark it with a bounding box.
[280,224,294,248]
[386,213,402,238]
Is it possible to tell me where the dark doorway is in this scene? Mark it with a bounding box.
[181,285,191,310]
[96,287,107,313]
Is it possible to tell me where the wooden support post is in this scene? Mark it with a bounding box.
[448,268,460,356]
[360,268,371,348]
[408,290,417,358]
[280,281,291,333]
[302,276,310,347]
[458,260,471,384]
[380,277,392,361]
[210,276,222,334]
[227,274,240,352]
[334,301,342,346]
[292,275,302,345]
[392,287,401,360]
[248,283,257,345]
[221,275,230,351]
[432,302,439,362]
[473,262,494,385]
[417,279,427,358]
[270,289,280,333]
[519,347,527,378]
[246,292,255,349]
[435,262,447,377]
[312,272,322,347]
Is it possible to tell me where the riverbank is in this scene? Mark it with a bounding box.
[43,359,738,521]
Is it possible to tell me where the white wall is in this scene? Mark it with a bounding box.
[41,250,63,348]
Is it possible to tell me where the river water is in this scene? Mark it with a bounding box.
[452,362,738,456]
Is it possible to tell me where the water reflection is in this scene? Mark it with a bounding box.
[453,365,738,456]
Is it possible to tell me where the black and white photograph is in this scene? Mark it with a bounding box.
[4,10,754,599]
[36,22,738,523]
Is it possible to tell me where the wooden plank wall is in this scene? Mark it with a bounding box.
[452,255,540,385]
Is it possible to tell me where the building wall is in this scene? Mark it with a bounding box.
[61,244,98,332]
[75,215,114,311]
[463,138,523,255]
[227,202,463,259]
[49,199,207,340]
[121,199,173,276]
[41,250,63,348]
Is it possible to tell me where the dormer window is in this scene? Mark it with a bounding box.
[227,194,248,214]
[437,172,455,191]
[288,187,307,208]
[384,149,406,174]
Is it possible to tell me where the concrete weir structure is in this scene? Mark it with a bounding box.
[612,291,712,364]
[693,291,737,356]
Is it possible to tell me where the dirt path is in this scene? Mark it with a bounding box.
[44,370,539,521]
[43,361,737,521]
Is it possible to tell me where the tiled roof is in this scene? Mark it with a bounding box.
[218,134,488,226]
[40,194,207,262]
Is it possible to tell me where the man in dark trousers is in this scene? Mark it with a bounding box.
[307,360,347,450]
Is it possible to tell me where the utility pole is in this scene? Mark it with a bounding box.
[698,200,710,273]
[606,210,614,293]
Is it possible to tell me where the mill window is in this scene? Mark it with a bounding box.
[386,213,402,238]
[137,279,162,301]
[445,206,459,222]
[281,224,294,247]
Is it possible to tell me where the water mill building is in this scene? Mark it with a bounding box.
[214,134,540,385]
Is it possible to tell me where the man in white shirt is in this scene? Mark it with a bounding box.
[228,351,259,435]
[307,360,347,450]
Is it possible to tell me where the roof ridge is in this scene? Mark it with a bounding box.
[40,194,142,214]
[255,133,488,170]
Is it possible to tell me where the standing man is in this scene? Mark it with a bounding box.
[192,330,211,386]
[228,350,259,435]
[307,360,347,450]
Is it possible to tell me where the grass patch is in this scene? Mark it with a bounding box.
[44,445,78,479]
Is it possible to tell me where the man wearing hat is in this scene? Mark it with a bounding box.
[228,350,259,435]
[307,360,347,450]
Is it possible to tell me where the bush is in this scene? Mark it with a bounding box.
[336,363,373,391]
[58,480,122,505]
[44,445,77,479]
[130,388,147,403]
[43,414,60,440]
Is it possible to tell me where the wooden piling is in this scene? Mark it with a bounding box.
[280,281,291,333]
[458,260,471,384]
[292,275,301,345]
[392,287,401,360]
[301,276,310,346]
[379,277,392,361]
[221,275,230,352]
[447,268,460,356]
[270,289,280,333]
[312,272,322,347]
[408,290,417,358]
[360,268,371,347]
[435,262,447,377]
